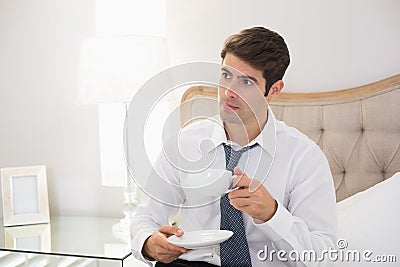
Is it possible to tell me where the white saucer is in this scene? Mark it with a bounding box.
[167,230,233,249]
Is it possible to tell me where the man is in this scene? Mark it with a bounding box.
[131,27,337,266]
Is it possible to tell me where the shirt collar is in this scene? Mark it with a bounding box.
[207,105,276,156]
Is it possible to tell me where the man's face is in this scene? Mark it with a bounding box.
[218,53,268,127]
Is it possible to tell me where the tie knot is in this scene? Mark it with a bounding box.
[223,143,248,154]
[223,143,257,172]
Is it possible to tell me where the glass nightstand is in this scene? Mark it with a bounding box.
[0,216,148,267]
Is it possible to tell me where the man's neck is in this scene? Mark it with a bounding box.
[224,113,268,147]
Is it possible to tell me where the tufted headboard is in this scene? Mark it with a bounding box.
[180,74,400,201]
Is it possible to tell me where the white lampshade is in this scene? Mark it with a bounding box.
[77,35,169,188]
[77,35,169,104]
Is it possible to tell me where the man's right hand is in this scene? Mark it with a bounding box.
[142,225,189,263]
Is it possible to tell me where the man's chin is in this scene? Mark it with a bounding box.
[219,109,242,124]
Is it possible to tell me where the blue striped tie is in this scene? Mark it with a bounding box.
[220,143,253,267]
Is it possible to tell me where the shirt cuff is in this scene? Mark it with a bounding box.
[130,230,155,265]
[252,201,294,241]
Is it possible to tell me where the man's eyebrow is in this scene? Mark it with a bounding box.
[239,74,258,83]
[221,67,259,84]
[221,67,232,75]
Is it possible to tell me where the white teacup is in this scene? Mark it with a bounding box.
[183,169,233,197]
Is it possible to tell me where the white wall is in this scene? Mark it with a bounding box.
[166,0,400,92]
[0,0,123,217]
[0,0,399,217]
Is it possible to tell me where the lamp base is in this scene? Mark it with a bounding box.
[112,191,139,243]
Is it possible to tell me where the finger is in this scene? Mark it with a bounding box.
[164,255,179,264]
[158,240,188,255]
[233,167,243,176]
[159,225,184,237]
[159,236,188,252]
[230,197,252,209]
[168,244,188,254]
[146,238,185,262]
[154,231,188,254]
[157,247,186,257]
[228,187,251,199]
[232,168,250,188]
[249,177,263,193]
[156,252,181,264]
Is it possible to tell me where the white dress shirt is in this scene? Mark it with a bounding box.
[130,107,337,266]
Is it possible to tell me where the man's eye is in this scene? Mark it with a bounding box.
[221,72,231,79]
[243,79,253,86]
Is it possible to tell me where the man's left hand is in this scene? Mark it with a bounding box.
[228,167,278,222]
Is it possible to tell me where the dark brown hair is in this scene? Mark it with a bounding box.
[221,27,290,96]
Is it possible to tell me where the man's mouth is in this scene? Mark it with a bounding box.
[222,102,239,111]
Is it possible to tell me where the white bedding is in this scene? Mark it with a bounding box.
[334,172,400,266]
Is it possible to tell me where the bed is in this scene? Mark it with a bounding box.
[180,74,400,266]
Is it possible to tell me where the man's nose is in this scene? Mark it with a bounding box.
[222,83,239,98]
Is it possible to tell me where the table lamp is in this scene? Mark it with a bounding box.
[78,35,169,239]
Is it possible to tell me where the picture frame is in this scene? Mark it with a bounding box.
[1,165,50,226]
[4,223,51,252]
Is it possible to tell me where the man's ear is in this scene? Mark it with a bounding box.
[266,80,284,103]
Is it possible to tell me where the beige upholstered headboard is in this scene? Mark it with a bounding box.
[180,74,400,201]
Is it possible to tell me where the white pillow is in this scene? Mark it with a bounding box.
[334,172,400,266]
